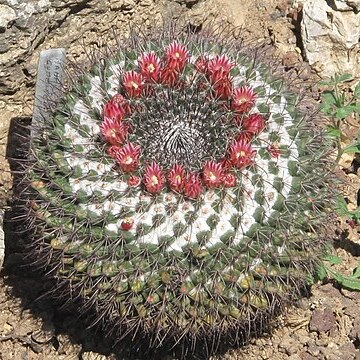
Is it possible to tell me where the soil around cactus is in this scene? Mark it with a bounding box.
[0,1,360,359]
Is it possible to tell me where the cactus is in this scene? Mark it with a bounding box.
[18,28,334,358]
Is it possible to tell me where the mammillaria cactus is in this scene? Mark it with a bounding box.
[17,27,334,358]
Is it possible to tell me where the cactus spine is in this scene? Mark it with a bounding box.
[18,28,333,358]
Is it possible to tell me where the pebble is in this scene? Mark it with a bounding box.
[309,308,337,333]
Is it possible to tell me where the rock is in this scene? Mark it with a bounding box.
[288,355,302,360]
[320,341,358,360]
[278,333,299,355]
[317,283,342,301]
[175,0,201,5]
[300,0,360,78]
[341,288,360,301]
[109,0,136,11]
[307,343,321,357]
[299,352,318,360]
[0,0,199,97]
[338,342,357,359]
[0,4,16,30]
[0,1,68,95]
[80,352,110,360]
[0,210,4,270]
[293,328,312,345]
[309,308,337,333]
[333,0,360,11]
[350,324,360,341]
[282,50,301,68]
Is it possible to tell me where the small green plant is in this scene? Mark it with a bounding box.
[314,254,360,291]
[321,73,360,162]
[335,196,360,228]
[319,74,360,291]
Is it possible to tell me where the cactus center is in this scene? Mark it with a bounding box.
[130,89,231,171]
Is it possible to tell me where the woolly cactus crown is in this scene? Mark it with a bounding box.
[19,27,333,358]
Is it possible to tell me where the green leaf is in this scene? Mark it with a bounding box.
[351,103,360,114]
[335,105,354,119]
[342,143,360,154]
[336,276,360,290]
[327,268,360,290]
[354,82,360,97]
[321,91,337,106]
[337,73,352,83]
[325,125,341,138]
[319,78,336,87]
[324,255,343,265]
[334,196,350,217]
[314,263,328,281]
[349,207,360,222]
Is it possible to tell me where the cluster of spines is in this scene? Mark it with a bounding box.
[99,41,272,204]
[15,31,335,359]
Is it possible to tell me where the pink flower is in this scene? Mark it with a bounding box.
[242,113,265,135]
[138,52,161,81]
[231,86,256,113]
[202,160,224,188]
[164,41,189,72]
[115,143,141,172]
[223,172,237,188]
[103,94,130,121]
[167,163,186,193]
[100,117,128,145]
[228,139,255,169]
[127,175,141,187]
[143,162,165,194]
[207,54,234,83]
[123,71,144,98]
[121,217,134,231]
[184,172,203,199]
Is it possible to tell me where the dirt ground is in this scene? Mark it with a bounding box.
[0,0,360,359]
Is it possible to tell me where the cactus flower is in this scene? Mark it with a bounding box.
[232,86,256,113]
[143,162,165,194]
[228,139,254,169]
[115,143,141,172]
[138,52,161,81]
[167,163,186,193]
[202,160,224,188]
[123,70,144,98]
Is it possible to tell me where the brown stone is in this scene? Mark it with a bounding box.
[309,308,337,333]
[299,351,318,360]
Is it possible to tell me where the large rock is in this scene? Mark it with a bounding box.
[0,0,159,95]
[0,0,205,97]
[300,0,360,77]
[0,0,275,103]
[333,0,360,11]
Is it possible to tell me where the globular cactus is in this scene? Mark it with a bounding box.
[18,27,333,358]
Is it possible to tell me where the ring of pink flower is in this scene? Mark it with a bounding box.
[100,41,274,200]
